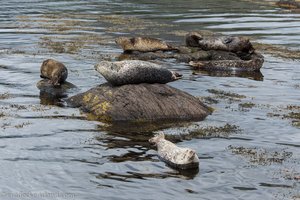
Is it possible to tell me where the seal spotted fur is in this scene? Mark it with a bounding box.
[189,52,264,71]
[186,32,254,53]
[149,133,199,169]
[115,36,176,52]
[40,59,68,86]
[95,60,182,86]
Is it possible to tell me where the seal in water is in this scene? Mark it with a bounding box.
[115,36,176,52]
[94,60,182,86]
[40,59,68,86]
[189,52,264,72]
[149,133,199,169]
[185,32,254,53]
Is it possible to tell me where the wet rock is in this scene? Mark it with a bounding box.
[37,80,77,106]
[66,83,211,122]
[189,52,264,72]
[149,133,199,169]
[118,50,211,63]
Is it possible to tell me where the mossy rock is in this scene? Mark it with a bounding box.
[66,83,211,122]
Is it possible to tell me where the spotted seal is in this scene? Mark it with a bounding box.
[40,59,68,86]
[189,52,264,72]
[186,32,254,53]
[115,36,177,52]
[95,60,181,86]
[149,133,199,169]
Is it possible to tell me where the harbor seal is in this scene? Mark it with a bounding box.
[115,36,177,52]
[186,32,254,53]
[40,59,68,86]
[189,52,264,72]
[94,60,182,86]
[276,0,300,9]
[149,133,199,169]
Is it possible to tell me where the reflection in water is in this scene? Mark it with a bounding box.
[192,69,264,81]
[1,0,300,199]
[36,80,77,106]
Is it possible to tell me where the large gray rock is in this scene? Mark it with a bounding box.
[66,83,211,122]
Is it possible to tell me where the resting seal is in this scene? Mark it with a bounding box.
[40,59,68,86]
[94,60,182,86]
[186,32,254,53]
[149,133,199,169]
[189,52,264,72]
[115,37,176,52]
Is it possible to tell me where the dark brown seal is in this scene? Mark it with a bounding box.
[40,59,68,86]
[115,36,176,52]
[186,32,254,53]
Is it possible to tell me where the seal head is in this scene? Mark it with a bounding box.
[40,59,68,86]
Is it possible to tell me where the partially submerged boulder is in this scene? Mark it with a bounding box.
[66,83,211,122]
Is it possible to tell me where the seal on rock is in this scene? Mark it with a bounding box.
[40,59,68,86]
[149,133,199,169]
[115,36,177,52]
[94,60,182,86]
[186,32,254,53]
[189,52,264,72]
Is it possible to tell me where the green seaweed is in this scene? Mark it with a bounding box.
[0,93,10,100]
[166,123,241,142]
[228,145,293,165]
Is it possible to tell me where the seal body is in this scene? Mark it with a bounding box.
[186,33,254,53]
[115,37,176,52]
[40,59,68,86]
[276,0,300,9]
[149,133,199,169]
[189,52,264,72]
[94,60,181,86]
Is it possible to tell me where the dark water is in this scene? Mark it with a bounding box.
[0,0,299,199]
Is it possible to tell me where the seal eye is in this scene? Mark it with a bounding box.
[130,37,136,44]
[223,37,233,44]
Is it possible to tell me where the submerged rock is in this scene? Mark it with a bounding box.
[149,133,199,169]
[37,80,77,106]
[66,83,211,122]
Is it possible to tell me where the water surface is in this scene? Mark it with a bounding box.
[0,0,299,199]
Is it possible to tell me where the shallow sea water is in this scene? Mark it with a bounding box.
[0,0,299,200]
